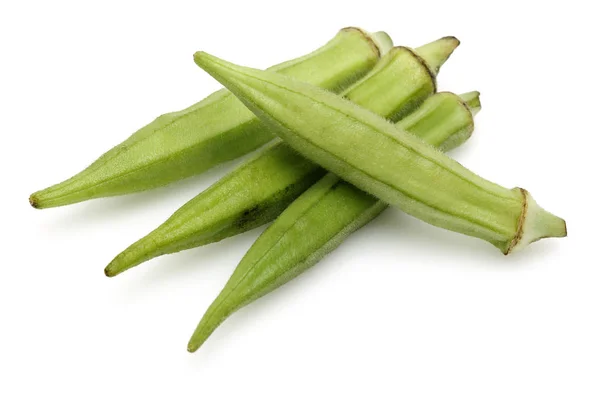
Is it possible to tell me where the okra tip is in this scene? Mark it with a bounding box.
[29,189,58,209]
[187,340,200,353]
[28,194,39,209]
[104,254,126,277]
[28,187,77,209]
[188,306,229,353]
[187,329,209,353]
[194,52,249,95]
[104,248,142,277]
[103,265,116,277]
[104,238,153,277]
[415,36,460,75]
[193,51,214,69]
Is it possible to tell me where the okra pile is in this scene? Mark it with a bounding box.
[30,27,567,353]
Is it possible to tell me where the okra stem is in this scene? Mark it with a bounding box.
[459,90,481,115]
[414,36,461,75]
[105,38,458,277]
[193,52,566,254]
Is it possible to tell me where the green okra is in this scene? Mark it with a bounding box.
[187,91,480,352]
[29,27,392,209]
[105,38,460,277]
[193,52,567,255]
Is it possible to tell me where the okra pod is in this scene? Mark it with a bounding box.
[105,38,459,277]
[187,91,480,351]
[193,52,567,254]
[30,27,391,209]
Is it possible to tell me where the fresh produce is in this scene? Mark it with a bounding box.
[188,91,481,351]
[28,27,568,354]
[105,38,459,277]
[193,52,567,255]
[29,27,392,209]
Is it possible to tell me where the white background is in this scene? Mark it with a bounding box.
[1,1,598,399]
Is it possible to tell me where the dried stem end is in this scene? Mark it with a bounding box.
[506,189,567,254]
[414,36,460,75]
[460,91,482,116]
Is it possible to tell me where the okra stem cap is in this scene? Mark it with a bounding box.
[506,189,567,254]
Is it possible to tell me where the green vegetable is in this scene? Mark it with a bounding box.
[29,27,391,209]
[193,51,567,255]
[187,91,480,352]
[105,38,460,277]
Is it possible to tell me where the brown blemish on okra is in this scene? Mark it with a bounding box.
[234,182,307,229]
[235,205,262,229]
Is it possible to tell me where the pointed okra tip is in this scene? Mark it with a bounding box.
[29,188,58,209]
[28,188,68,209]
[187,339,200,353]
[193,51,260,105]
[29,193,40,209]
[460,91,482,116]
[415,36,460,75]
[193,51,214,70]
[194,51,233,79]
[187,303,231,353]
[103,240,150,278]
[104,252,127,277]
[187,325,211,353]
[104,264,117,277]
